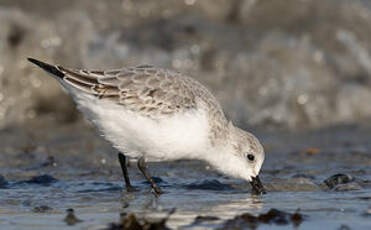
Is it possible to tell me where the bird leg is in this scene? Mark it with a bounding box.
[137,157,163,195]
[118,152,135,192]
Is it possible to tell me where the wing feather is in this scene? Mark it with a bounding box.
[29,58,220,119]
[55,65,199,117]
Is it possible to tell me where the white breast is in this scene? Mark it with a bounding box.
[72,92,211,161]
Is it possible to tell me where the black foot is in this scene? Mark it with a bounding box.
[152,185,163,196]
[126,185,140,193]
[137,157,163,196]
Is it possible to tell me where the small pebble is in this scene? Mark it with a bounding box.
[324,174,354,189]
[64,208,83,226]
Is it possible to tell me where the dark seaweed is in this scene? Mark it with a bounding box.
[104,209,175,230]
[219,209,305,229]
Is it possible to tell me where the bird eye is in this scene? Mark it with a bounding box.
[247,154,255,161]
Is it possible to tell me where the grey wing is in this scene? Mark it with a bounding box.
[59,65,198,117]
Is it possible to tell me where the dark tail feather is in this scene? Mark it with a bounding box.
[27,58,65,79]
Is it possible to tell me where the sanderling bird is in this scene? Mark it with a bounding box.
[28,58,266,195]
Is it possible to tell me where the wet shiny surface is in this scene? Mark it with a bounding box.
[0,119,370,229]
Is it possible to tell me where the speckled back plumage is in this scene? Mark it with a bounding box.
[58,65,229,142]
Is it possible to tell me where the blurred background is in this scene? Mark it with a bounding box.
[1,0,371,130]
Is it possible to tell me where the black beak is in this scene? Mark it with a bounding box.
[250,175,266,195]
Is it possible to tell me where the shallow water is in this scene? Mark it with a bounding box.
[0,119,370,229]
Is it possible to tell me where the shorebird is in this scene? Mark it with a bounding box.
[28,58,266,195]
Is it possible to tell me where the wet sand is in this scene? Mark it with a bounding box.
[0,119,370,229]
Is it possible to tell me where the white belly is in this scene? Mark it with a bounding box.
[74,94,211,161]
